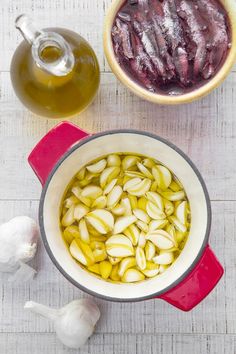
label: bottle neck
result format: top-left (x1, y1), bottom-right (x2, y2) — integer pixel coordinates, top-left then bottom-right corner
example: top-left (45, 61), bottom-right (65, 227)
top-left (15, 14), bottom-right (75, 77)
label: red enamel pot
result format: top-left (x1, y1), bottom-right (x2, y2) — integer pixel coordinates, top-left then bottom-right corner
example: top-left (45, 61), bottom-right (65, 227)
top-left (28, 122), bottom-right (223, 311)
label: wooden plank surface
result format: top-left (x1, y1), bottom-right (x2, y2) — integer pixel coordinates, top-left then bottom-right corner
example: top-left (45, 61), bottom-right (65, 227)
top-left (1, 333), bottom-right (236, 354)
top-left (0, 0), bottom-right (236, 353)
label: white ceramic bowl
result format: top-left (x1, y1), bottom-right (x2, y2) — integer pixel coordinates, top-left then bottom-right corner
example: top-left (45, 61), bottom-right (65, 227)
top-left (28, 122), bottom-right (223, 311)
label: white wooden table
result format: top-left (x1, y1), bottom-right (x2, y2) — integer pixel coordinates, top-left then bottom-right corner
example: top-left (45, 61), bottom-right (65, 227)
top-left (0, 0), bottom-right (236, 353)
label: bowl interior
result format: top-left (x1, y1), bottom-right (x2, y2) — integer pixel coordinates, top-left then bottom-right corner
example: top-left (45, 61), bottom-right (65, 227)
top-left (103, 0), bottom-right (236, 105)
top-left (40, 131), bottom-right (210, 300)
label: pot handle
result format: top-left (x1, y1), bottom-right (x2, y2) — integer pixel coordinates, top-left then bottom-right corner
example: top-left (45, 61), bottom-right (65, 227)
top-left (28, 121), bottom-right (90, 185)
top-left (158, 245), bottom-right (224, 311)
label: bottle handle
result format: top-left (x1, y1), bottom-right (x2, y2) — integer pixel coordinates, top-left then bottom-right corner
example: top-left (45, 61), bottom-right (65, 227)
top-left (28, 122), bottom-right (90, 186)
top-left (158, 245), bottom-right (224, 311)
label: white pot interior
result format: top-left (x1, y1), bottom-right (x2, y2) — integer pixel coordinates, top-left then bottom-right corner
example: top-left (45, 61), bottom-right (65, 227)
top-left (41, 132), bottom-right (209, 300)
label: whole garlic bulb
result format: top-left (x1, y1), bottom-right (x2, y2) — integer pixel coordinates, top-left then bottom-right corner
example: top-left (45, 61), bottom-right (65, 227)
top-left (24, 299), bottom-right (101, 349)
top-left (0, 216), bottom-right (39, 279)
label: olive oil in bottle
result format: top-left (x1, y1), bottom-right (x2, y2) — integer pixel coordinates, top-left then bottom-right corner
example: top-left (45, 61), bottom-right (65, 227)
top-left (11, 15), bottom-right (100, 118)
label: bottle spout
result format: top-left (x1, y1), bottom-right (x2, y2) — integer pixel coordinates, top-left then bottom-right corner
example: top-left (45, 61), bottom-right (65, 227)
top-left (15, 14), bottom-right (75, 77)
top-left (15, 14), bottom-right (43, 45)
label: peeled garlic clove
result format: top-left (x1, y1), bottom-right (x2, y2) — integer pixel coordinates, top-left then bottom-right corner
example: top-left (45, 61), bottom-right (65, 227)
top-left (107, 186), bottom-right (123, 208)
top-left (90, 241), bottom-right (105, 250)
top-left (146, 230), bottom-right (175, 250)
top-left (92, 196), bottom-right (107, 209)
top-left (176, 231), bottom-right (186, 243)
top-left (88, 263), bottom-right (100, 275)
top-left (86, 209), bottom-right (114, 234)
top-left (128, 195), bottom-right (138, 209)
top-left (152, 165), bottom-right (172, 190)
top-left (175, 201), bottom-right (188, 225)
top-left (136, 247), bottom-right (146, 270)
top-left (137, 162), bottom-right (154, 179)
top-left (136, 220), bottom-right (149, 233)
top-left (120, 198), bottom-right (132, 216)
top-left (99, 261), bottom-right (112, 279)
top-left (111, 204), bottom-right (126, 216)
top-left (122, 156), bottom-right (140, 170)
top-left (164, 199), bottom-right (174, 216)
top-left (146, 201), bottom-right (166, 220)
top-left (150, 181), bottom-right (158, 192)
top-left (137, 197), bottom-right (147, 211)
top-left (165, 224), bottom-right (176, 240)
top-left (105, 234), bottom-right (134, 257)
top-left (145, 241), bottom-right (156, 261)
top-left (133, 209), bottom-right (150, 224)
top-left (64, 226), bottom-right (80, 244)
top-left (146, 192), bottom-right (164, 211)
top-left (122, 268), bottom-right (145, 282)
top-left (118, 257), bottom-right (136, 277)
top-left (124, 224), bottom-right (140, 246)
top-left (78, 179), bottom-right (90, 188)
top-left (169, 180), bottom-right (181, 192)
top-left (107, 154), bottom-right (121, 167)
top-left (142, 268), bottom-right (160, 278)
top-left (110, 264), bottom-right (120, 281)
top-left (100, 167), bottom-right (120, 188)
top-left (78, 219), bottom-right (90, 244)
top-left (114, 215), bottom-right (137, 234)
top-left (123, 178), bottom-right (142, 192)
top-left (74, 204), bottom-right (90, 221)
top-left (86, 172), bottom-right (99, 182)
top-left (168, 216), bottom-right (187, 233)
top-left (77, 240), bottom-right (95, 265)
top-left (153, 252), bottom-right (174, 265)
top-left (149, 219), bottom-right (168, 232)
top-left (71, 185), bottom-right (82, 198)
top-left (93, 248), bottom-right (107, 262)
top-left (125, 171), bottom-right (145, 178)
top-left (138, 231), bottom-right (146, 248)
top-left (103, 179), bottom-right (118, 195)
top-left (70, 240), bottom-right (88, 266)
top-left (86, 223), bottom-right (102, 237)
top-left (86, 159), bottom-right (107, 174)
top-left (78, 195), bottom-right (92, 207)
top-left (108, 256), bottom-right (121, 265)
top-left (161, 190), bottom-right (185, 201)
top-left (159, 264), bottom-right (168, 274)
top-left (76, 167), bottom-right (86, 181)
top-left (127, 178), bottom-right (151, 197)
top-left (142, 158), bottom-right (156, 169)
top-left (62, 205), bottom-right (75, 226)
top-left (81, 185), bottom-right (103, 199)
top-left (64, 196), bottom-right (79, 208)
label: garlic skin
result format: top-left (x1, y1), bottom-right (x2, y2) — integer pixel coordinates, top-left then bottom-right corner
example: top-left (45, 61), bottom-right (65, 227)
top-left (0, 216), bottom-right (39, 275)
top-left (24, 299), bottom-right (100, 349)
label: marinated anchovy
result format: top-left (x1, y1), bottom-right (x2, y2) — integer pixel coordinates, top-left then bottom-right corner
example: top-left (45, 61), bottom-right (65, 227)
top-left (130, 34), bottom-right (157, 91)
top-left (116, 19), bottom-right (134, 59)
top-left (162, 0), bottom-right (185, 52)
top-left (162, 0), bottom-right (189, 84)
top-left (152, 16), bottom-right (175, 77)
top-left (173, 47), bottom-right (188, 85)
top-left (133, 19), bottom-right (167, 78)
top-left (198, 0), bottom-right (228, 71)
top-left (133, 1), bottom-right (167, 78)
top-left (178, 0), bottom-right (207, 76)
top-left (118, 12), bottom-right (131, 22)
